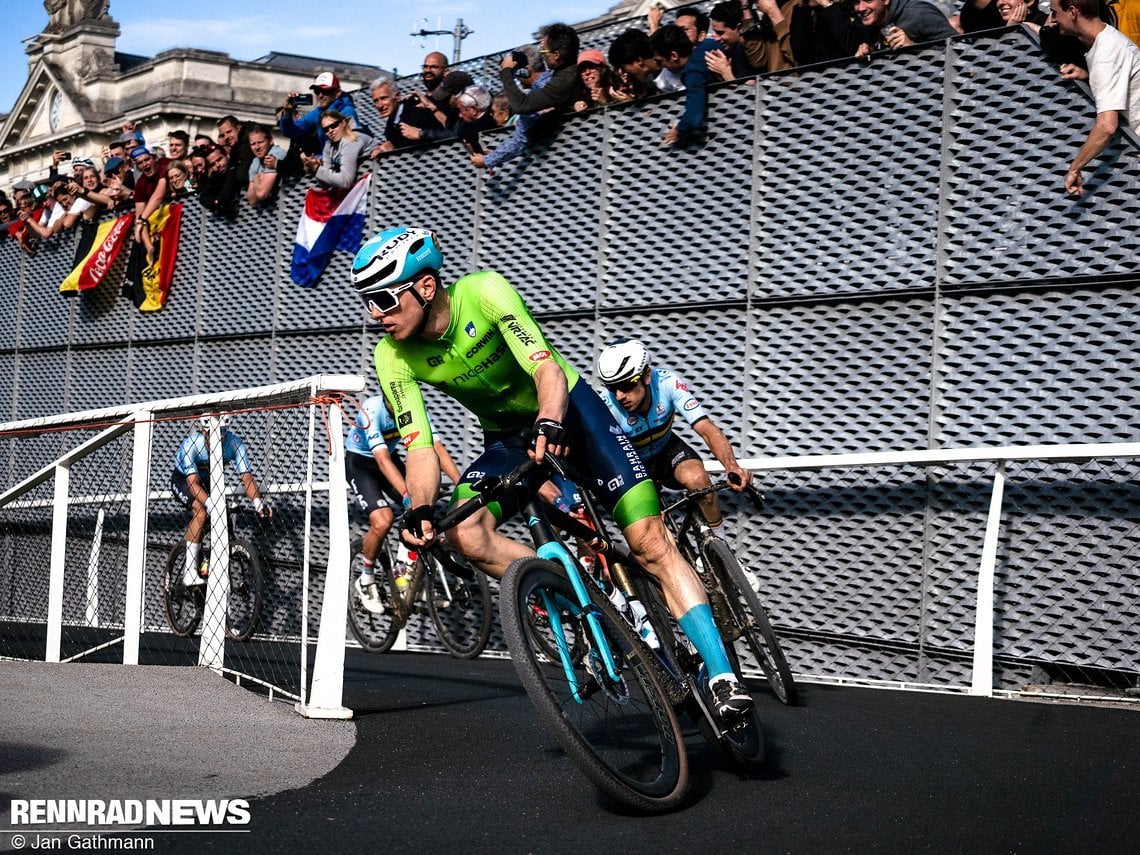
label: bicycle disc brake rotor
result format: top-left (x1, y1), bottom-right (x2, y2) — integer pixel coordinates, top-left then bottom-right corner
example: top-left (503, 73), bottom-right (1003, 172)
top-left (584, 638), bottom-right (632, 705)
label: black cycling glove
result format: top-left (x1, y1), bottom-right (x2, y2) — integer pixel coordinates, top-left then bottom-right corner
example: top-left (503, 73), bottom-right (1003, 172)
top-left (530, 418), bottom-right (568, 449)
top-left (406, 505), bottom-right (436, 538)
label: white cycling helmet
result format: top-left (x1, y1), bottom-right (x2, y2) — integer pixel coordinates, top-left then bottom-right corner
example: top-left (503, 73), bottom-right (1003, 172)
top-left (351, 227), bottom-right (443, 295)
top-left (197, 414), bottom-right (232, 430)
top-left (596, 338), bottom-right (650, 386)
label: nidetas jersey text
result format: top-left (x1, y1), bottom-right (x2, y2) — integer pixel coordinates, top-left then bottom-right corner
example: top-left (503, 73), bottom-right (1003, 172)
top-left (373, 270), bottom-right (581, 449)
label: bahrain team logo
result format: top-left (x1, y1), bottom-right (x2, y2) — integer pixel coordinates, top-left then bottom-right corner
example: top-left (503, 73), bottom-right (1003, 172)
top-left (528, 351), bottom-right (550, 362)
top-left (465, 322), bottom-right (477, 338)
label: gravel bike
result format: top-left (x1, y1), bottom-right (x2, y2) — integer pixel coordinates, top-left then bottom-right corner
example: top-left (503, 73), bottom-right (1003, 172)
top-left (163, 498), bottom-right (264, 642)
top-left (347, 527), bottom-right (493, 659)
top-left (434, 456), bottom-right (767, 813)
top-left (653, 476), bottom-right (798, 706)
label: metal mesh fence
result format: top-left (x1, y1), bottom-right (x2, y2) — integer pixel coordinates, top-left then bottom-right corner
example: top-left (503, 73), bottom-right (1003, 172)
top-left (0, 30), bottom-right (1138, 701)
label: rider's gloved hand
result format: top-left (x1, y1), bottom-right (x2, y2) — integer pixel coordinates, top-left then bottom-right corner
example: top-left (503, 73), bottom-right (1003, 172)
top-left (254, 497), bottom-right (273, 519)
top-left (530, 418), bottom-right (569, 461)
top-left (404, 504), bottom-right (436, 545)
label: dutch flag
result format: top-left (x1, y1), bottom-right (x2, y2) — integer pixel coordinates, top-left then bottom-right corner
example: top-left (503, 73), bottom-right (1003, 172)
top-left (290, 173), bottom-right (371, 287)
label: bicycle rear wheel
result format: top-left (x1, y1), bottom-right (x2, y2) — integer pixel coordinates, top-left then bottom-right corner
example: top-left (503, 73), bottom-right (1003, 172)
top-left (704, 538), bottom-right (798, 706)
top-left (346, 537), bottom-right (400, 653)
top-left (163, 543), bottom-right (204, 638)
top-left (500, 557), bottom-right (689, 814)
top-left (224, 540), bottom-right (264, 642)
top-left (426, 549), bottom-right (493, 659)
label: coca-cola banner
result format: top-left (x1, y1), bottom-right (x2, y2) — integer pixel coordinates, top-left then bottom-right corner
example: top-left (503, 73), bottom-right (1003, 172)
top-left (59, 212), bottom-right (135, 295)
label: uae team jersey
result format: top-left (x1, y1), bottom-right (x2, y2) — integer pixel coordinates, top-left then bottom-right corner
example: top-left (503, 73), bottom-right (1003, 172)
top-left (602, 367), bottom-right (709, 461)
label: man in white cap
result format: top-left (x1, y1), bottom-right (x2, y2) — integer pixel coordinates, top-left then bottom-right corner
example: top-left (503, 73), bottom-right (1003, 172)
top-left (277, 70), bottom-right (359, 154)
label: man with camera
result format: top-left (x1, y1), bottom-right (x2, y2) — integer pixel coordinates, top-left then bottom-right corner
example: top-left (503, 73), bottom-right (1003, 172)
top-left (471, 24), bottom-right (581, 172)
top-left (367, 74), bottom-right (439, 156)
top-left (277, 71), bottom-right (359, 156)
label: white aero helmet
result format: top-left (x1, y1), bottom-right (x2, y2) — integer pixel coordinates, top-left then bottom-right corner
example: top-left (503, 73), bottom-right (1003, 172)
top-left (596, 338), bottom-right (650, 386)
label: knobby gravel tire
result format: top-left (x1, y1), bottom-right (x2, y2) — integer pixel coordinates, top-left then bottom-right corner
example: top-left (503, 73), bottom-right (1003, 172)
top-left (427, 550), bottom-right (493, 659)
top-left (704, 538), bottom-right (798, 706)
top-left (500, 557), bottom-right (689, 814)
top-left (346, 537), bottom-right (400, 653)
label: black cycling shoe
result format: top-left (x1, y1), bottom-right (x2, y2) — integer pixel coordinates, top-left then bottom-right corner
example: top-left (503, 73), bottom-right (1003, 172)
top-left (710, 676), bottom-right (754, 721)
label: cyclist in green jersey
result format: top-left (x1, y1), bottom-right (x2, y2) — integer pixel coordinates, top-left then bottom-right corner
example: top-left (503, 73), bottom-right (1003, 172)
top-left (351, 226), bottom-right (752, 720)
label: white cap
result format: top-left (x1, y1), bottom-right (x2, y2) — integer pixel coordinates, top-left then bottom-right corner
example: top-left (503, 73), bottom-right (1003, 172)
top-left (310, 71), bottom-right (341, 91)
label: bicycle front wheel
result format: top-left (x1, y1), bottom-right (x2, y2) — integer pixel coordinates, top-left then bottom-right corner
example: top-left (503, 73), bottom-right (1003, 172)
top-left (500, 557), bottom-right (689, 814)
top-left (426, 549), bottom-right (493, 659)
top-left (224, 539), bottom-right (264, 642)
top-left (704, 539), bottom-right (798, 706)
top-left (163, 542), bottom-right (203, 638)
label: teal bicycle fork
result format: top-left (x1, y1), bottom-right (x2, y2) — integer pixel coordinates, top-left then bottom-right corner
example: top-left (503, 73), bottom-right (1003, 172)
top-left (523, 499), bottom-right (622, 701)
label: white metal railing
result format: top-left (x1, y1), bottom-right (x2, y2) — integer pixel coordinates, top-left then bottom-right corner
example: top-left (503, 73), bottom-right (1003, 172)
top-left (731, 441), bottom-right (1140, 699)
top-left (0, 374), bottom-right (365, 719)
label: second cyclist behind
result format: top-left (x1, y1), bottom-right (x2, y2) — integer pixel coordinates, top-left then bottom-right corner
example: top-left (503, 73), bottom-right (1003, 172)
top-left (347, 392), bottom-right (461, 613)
top-left (596, 336), bottom-right (753, 537)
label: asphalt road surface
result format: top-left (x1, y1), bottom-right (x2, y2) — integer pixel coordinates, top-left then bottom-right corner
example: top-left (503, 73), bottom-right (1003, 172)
top-left (2, 652), bottom-right (1138, 854)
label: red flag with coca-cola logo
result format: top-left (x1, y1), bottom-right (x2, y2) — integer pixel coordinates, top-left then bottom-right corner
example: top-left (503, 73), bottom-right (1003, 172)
top-left (59, 212), bottom-right (134, 294)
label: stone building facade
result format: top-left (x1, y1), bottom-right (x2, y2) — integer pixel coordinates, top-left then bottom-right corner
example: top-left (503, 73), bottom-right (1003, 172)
top-left (0, 1), bottom-right (382, 187)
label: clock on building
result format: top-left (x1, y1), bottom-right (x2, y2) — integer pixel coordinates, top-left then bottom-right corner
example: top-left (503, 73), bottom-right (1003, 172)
top-left (49, 90), bottom-right (62, 132)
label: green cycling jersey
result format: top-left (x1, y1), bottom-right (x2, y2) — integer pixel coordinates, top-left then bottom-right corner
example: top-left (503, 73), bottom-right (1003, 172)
top-left (374, 270), bottom-right (580, 449)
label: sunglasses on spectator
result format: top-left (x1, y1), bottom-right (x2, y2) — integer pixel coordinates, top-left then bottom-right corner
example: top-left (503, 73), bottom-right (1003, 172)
top-left (320, 120), bottom-right (344, 131)
top-left (604, 373), bottom-right (645, 393)
top-left (364, 281), bottom-right (417, 314)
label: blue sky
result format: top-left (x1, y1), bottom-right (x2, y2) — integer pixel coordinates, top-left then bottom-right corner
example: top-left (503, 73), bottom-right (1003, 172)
top-left (1, 0), bottom-right (617, 116)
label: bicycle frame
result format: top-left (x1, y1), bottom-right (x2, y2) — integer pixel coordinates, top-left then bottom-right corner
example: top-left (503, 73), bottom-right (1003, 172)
top-left (436, 457), bottom-right (631, 700)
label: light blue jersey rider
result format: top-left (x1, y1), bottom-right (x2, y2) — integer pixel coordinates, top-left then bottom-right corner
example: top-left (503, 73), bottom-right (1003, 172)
top-left (173, 429), bottom-right (254, 477)
top-left (600, 366), bottom-right (708, 462)
top-left (345, 394), bottom-right (402, 458)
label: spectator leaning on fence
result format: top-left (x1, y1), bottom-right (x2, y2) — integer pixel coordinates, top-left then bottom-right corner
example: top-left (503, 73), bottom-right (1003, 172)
top-left (609, 28), bottom-right (662, 99)
top-left (217, 115), bottom-right (254, 189)
top-left (854, 0), bottom-right (958, 53)
top-left (131, 145), bottom-right (169, 248)
top-left (652, 24), bottom-right (725, 144)
top-left (302, 110), bottom-right (373, 189)
top-left (454, 85), bottom-right (498, 153)
top-left (573, 49), bottom-right (629, 110)
top-left (789, 0), bottom-right (866, 63)
top-left (198, 145), bottom-right (243, 220)
top-left (472, 47), bottom-right (546, 170)
top-left (368, 74), bottom-right (438, 156)
top-left (1052, 0), bottom-right (1140, 195)
top-left (246, 124), bottom-right (288, 207)
top-left (958, 0), bottom-right (1047, 32)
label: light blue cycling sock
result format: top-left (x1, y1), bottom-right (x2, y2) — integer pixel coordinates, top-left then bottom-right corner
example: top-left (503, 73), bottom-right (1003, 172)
top-left (677, 603), bottom-right (734, 681)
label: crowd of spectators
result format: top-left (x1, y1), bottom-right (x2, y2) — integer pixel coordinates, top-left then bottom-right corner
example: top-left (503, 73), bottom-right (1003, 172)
top-left (3, 0), bottom-right (1135, 256)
